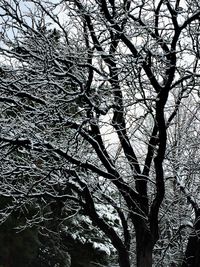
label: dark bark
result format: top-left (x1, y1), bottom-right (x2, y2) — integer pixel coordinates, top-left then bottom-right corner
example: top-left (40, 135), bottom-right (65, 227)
top-left (137, 244), bottom-right (153, 267)
top-left (182, 235), bottom-right (200, 267)
top-left (182, 212), bottom-right (200, 267)
top-left (135, 226), bottom-right (153, 267)
top-left (118, 249), bottom-right (131, 267)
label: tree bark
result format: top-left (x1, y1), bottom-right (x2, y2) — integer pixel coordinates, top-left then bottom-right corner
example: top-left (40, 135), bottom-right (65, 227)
top-left (118, 249), bottom-right (131, 267)
top-left (181, 232), bottom-right (200, 267)
top-left (136, 237), bottom-right (153, 267)
top-left (135, 222), bottom-right (153, 267)
top-left (182, 212), bottom-right (200, 267)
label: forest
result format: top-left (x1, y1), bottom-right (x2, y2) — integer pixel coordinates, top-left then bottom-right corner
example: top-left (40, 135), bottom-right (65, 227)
top-left (0, 0), bottom-right (200, 266)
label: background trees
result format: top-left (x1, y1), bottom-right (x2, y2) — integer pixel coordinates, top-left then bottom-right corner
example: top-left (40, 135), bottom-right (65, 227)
top-left (1, 0), bottom-right (200, 266)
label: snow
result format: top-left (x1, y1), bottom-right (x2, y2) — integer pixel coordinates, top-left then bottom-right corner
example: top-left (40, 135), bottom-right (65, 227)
top-left (93, 242), bottom-right (111, 256)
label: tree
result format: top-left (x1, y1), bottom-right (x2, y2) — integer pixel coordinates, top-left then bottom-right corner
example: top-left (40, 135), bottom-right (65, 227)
top-left (1, 1), bottom-right (200, 266)
top-left (0, 3), bottom-right (110, 267)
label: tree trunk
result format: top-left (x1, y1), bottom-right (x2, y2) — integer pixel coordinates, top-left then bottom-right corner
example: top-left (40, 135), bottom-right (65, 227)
top-left (136, 241), bottom-right (153, 267)
top-left (181, 232), bottom-right (200, 267)
top-left (118, 249), bottom-right (131, 267)
top-left (182, 212), bottom-right (200, 267)
top-left (136, 226), bottom-right (153, 267)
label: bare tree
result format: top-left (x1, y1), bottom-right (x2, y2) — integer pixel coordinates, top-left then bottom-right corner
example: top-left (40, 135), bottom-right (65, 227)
top-left (1, 1), bottom-right (200, 266)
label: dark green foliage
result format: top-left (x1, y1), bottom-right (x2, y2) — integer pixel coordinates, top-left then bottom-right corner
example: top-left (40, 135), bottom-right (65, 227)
top-left (32, 230), bottom-right (71, 267)
top-left (0, 218), bottom-right (39, 267)
top-left (61, 233), bottom-right (109, 267)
